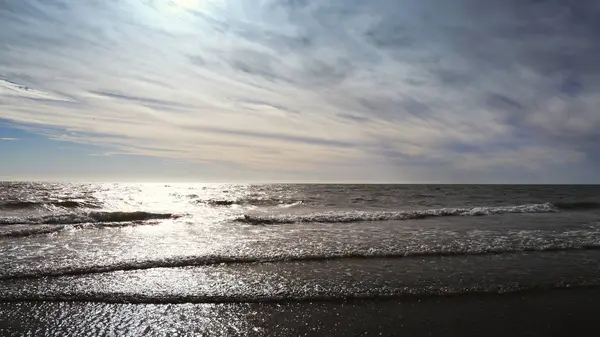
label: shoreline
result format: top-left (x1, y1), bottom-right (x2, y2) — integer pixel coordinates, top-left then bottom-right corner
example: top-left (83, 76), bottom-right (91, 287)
top-left (1, 287), bottom-right (598, 336)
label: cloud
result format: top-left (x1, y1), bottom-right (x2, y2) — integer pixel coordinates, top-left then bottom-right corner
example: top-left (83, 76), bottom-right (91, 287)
top-left (1, 138), bottom-right (17, 141)
top-left (0, 0), bottom-right (599, 181)
top-left (0, 78), bottom-right (73, 102)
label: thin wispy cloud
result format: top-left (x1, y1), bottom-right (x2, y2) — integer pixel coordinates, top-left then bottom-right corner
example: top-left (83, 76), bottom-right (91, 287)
top-left (0, 0), bottom-right (598, 182)
top-left (0, 79), bottom-right (73, 102)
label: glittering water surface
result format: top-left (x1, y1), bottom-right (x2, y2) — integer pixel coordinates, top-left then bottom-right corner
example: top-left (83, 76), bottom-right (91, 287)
top-left (1, 183), bottom-right (600, 305)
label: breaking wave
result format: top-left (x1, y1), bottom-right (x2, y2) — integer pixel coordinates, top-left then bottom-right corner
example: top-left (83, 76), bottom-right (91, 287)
top-left (0, 211), bottom-right (180, 226)
top-left (0, 225), bottom-right (74, 238)
top-left (237, 203), bottom-right (557, 224)
top-left (0, 221), bottom-right (162, 239)
top-left (2, 243), bottom-right (600, 281)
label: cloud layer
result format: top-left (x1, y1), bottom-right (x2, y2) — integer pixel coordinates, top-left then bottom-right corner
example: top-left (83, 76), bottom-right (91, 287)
top-left (1, 0), bottom-right (599, 182)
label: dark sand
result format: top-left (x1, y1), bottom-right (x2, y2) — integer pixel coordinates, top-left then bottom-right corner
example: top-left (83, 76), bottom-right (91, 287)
top-left (1, 288), bottom-right (598, 336)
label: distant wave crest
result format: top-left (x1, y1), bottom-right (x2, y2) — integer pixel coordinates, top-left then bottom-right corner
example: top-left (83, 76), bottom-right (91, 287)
top-left (200, 198), bottom-right (303, 207)
top-left (0, 200), bottom-right (101, 210)
top-left (237, 203), bottom-right (557, 224)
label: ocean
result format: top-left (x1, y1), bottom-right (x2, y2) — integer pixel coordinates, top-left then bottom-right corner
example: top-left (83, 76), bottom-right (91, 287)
top-left (1, 182), bottom-right (600, 336)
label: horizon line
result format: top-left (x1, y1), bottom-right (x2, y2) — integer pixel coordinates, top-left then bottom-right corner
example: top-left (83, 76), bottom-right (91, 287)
top-left (0, 179), bottom-right (598, 186)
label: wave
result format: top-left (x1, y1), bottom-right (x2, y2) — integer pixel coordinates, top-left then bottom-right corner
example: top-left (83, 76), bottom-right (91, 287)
top-left (2, 243), bottom-right (600, 281)
top-left (0, 225), bottom-right (72, 238)
top-left (0, 200), bottom-right (101, 210)
top-left (237, 203), bottom-right (557, 224)
top-left (201, 198), bottom-right (303, 207)
top-left (0, 283), bottom-right (597, 304)
top-left (553, 201), bottom-right (600, 210)
top-left (0, 220), bottom-right (165, 239)
top-left (0, 211), bottom-right (179, 226)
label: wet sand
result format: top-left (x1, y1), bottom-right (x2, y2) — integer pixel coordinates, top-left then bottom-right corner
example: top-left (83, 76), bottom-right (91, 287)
top-left (1, 287), bottom-right (598, 336)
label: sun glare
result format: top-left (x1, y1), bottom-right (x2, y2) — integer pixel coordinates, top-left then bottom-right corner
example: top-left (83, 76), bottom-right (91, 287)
top-left (169, 0), bottom-right (202, 11)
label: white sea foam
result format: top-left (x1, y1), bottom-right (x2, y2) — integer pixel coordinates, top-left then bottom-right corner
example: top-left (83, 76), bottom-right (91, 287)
top-left (238, 203), bottom-right (557, 224)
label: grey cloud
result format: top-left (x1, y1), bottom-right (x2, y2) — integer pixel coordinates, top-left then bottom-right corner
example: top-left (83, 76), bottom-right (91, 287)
top-left (364, 18), bottom-right (415, 49)
top-left (187, 54), bottom-right (205, 67)
top-left (178, 124), bottom-right (357, 148)
top-left (486, 94), bottom-right (525, 113)
top-left (240, 99), bottom-right (300, 115)
top-left (0, 1), bottom-right (61, 24)
top-left (227, 48), bottom-right (296, 85)
top-left (453, 0), bottom-right (600, 75)
top-left (90, 91), bottom-right (194, 110)
top-left (357, 97), bottom-right (432, 120)
top-left (232, 56), bottom-right (278, 81)
top-left (302, 57), bottom-right (353, 86)
top-left (337, 114), bottom-right (370, 123)
top-left (233, 27), bottom-right (313, 53)
top-left (425, 1), bottom-right (600, 150)
top-left (432, 68), bottom-right (474, 86)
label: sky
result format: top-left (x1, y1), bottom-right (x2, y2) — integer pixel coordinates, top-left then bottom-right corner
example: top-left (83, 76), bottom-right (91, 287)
top-left (0, 0), bottom-right (599, 183)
